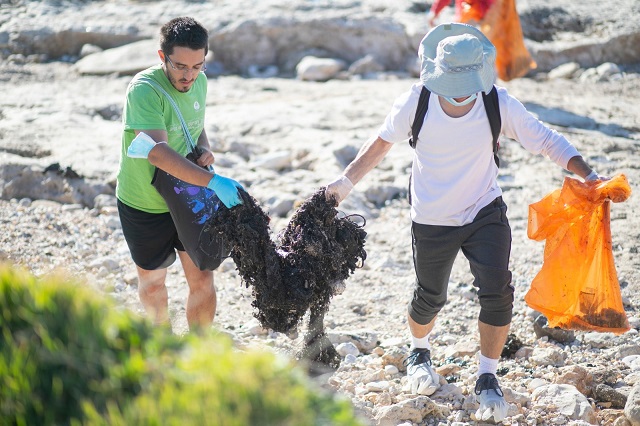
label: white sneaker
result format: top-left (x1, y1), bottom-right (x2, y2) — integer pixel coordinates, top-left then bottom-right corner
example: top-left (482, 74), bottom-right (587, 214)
top-left (404, 348), bottom-right (440, 396)
top-left (474, 373), bottom-right (508, 423)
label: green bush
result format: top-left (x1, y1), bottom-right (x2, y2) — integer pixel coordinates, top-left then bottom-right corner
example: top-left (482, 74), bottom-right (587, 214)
top-left (0, 264), bottom-right (361, 426)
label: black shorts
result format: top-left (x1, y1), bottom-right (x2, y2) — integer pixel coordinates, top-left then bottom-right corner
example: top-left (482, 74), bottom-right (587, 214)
top-left (117, 200), bottom-right (185, 270)
top-left (409, 196), bottom-right (514, 327)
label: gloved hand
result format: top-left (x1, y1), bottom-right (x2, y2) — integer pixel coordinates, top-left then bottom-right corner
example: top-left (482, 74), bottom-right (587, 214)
top-left (127, 132), bottom-right (165, 159)
top-left (585, 170), bottom-right (610, 181)
top-left (207, 174), bottom-right (244, 208)
top-left (325, 175), bottom-right (353, 205)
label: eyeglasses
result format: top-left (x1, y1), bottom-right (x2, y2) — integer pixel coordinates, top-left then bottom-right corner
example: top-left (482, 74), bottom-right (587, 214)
top-left (164, 53), bottom-right (207, 74)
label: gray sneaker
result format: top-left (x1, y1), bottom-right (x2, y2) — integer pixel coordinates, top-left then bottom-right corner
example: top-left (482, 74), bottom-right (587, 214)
top-left (474, 373), bottom-right (508, 422)
top-left (404, 348), bottom-right (440, 396)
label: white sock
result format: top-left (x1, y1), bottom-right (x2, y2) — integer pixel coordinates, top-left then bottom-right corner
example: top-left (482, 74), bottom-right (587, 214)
top-left (411, 333), bottom-right (431, 350)
top-left (478, 353), bottom-right (499, 376)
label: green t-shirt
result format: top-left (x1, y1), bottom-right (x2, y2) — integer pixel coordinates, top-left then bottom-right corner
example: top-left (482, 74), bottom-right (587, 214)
top-left (116, 66), bottom-right (207, 213)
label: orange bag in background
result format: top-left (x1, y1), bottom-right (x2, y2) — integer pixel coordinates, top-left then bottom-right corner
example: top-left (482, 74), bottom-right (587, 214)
top-left (478, 0), bottom-right (536, 81)
top-left (458, 0), bottom-right (495, 23)
top-left (525, 174), bottom-right (632, 334)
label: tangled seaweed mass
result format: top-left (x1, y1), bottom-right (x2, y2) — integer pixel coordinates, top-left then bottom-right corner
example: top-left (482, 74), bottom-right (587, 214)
top-left (203, 188), bottom-right (367, 367)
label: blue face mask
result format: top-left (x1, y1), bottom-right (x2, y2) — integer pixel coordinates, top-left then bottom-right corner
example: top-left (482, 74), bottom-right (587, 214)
top-left (444, 93), bottom-right (478, 106)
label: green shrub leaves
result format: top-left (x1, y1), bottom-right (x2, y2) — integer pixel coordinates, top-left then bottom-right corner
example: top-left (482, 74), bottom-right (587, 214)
top-left (0, 265), bottom-right (361, 425)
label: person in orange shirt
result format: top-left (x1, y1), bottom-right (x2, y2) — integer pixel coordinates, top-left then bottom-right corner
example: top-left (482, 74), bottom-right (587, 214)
top-left (428, 0), bottom-right (494, 25)
top-left (427, 0), bottom-right (536, 81)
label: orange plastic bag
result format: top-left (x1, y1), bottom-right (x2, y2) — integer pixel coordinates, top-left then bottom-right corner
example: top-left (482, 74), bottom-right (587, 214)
top-left (458, 0), bottom-right (495, 23)
top-left (524, 174), bottom-right (632, 334)
top-left (476, 0), bottom-right (536, 81)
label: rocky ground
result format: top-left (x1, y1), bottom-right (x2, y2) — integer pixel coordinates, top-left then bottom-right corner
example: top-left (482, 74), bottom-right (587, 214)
top-left (2, 1), bottom-right (640, 425)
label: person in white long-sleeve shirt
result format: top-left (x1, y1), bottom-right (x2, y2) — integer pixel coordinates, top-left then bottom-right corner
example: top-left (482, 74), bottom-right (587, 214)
top-left (382, 82), bottom-right (581, 227)
top-left (325, 23), bottom-right (606, 423)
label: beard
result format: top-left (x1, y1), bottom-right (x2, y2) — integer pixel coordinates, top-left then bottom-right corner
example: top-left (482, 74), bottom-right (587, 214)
top-left (165, 69), bottom-right (192, 93)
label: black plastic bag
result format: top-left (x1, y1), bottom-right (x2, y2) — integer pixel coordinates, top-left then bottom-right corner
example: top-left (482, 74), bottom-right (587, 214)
top-left (151, 150), bottom-right (228, 271)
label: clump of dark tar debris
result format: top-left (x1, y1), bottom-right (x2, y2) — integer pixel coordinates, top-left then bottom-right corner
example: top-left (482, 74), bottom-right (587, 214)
top-left (204, 188), bottom-right (367, 368)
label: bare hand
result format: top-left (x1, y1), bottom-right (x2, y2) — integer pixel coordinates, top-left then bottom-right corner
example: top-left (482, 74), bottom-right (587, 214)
top-left (196, 146), bottom-right (215, 168)
top-left (426, 11), bottom-right (437, 28)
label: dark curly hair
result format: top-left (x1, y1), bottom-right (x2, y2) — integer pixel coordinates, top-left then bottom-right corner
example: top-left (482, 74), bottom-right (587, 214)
top-left (160, 17), bottom-right (209, 55)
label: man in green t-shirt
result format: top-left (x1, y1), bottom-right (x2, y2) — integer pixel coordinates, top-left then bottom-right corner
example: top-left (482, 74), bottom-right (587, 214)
top-left (116, 16), bottom-right (243, 331)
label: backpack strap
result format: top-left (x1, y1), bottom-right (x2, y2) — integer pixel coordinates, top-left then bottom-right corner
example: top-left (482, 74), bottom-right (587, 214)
top-left (481, 86), bottom-right (502, 167)
top-left (409, 86), bottom-right (431, 149)
top-left (409, 85), bottom-right (502, 167)
top-left (139, 77), bottom-right (197, 153)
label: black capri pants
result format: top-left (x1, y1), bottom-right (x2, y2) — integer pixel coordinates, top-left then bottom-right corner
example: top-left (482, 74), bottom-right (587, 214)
top-left (409, 196), bottom-right (514, 327)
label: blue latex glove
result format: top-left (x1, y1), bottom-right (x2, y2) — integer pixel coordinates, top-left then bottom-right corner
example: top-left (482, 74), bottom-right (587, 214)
top-left (207, 174), bottom-right (244, 208)
top-left (127, 132), bottom-right (165, 159)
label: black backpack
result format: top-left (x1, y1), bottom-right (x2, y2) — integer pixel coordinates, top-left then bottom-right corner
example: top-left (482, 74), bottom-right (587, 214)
top-left (409, 85), bottom-right (502, 166)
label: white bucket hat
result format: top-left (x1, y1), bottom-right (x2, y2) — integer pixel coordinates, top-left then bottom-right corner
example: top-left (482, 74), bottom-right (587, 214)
top-left (418, 23), bottom-right (496, 98)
